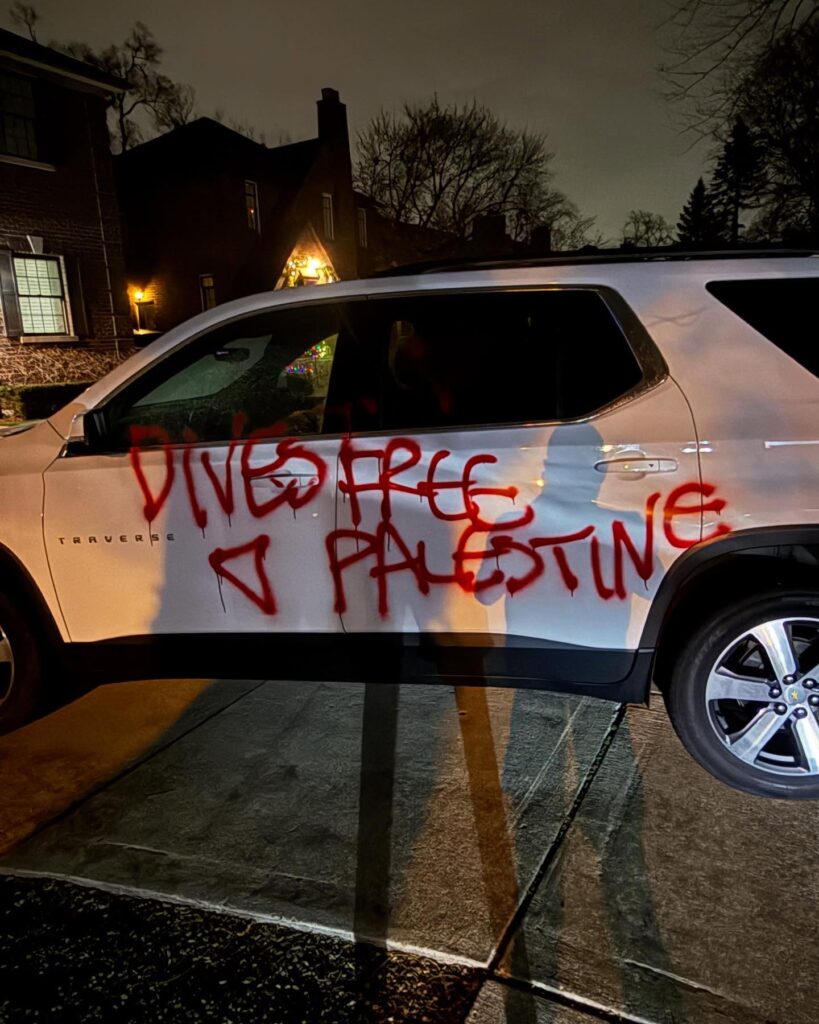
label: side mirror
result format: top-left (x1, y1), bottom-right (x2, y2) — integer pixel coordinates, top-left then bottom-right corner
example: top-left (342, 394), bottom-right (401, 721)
top-left (66, 409), bottom-right (111, 453)
top-left (68, 411), bottom-right (86, 444)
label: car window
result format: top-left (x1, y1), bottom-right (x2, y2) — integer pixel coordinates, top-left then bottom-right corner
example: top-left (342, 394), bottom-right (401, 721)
top-left (132, 335), bottom-right (269, 406)
top-left (344, 290), bottom-right (643, 432)
top-left (106, 304), bottom-right (343, 447)
top-left (706, 278), bottom-right (819, 377)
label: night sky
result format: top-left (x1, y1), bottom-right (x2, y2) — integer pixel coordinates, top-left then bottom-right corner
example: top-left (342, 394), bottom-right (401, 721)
top-left (4, 0), bottom-right (709, 241)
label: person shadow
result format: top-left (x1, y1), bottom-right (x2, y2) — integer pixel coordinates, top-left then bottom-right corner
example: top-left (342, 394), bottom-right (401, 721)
top-left (342, 438), bottom-right (542, 1020)
top-left (349, 421), bottom-right (666, 1021)
top-left (352, 647), bottom-right (541, 1022)
top-left (474, 422), bottom-right (688, 1022)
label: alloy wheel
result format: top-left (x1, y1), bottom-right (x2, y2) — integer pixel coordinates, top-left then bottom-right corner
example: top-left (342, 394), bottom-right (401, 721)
top-left (706, 617), bottom-right (819, 776)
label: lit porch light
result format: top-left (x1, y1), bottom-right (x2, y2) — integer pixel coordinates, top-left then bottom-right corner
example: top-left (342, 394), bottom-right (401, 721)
top-left (280, 252), bottom-right (339, 288)
top-left (302, 257), bottom-right (322, 279)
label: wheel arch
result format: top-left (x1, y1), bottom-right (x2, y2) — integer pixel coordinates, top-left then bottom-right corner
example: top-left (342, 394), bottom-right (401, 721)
top-left (0, 541), bottom-right (65, 652)
top-left (646, 527), bottom-right (819, 694)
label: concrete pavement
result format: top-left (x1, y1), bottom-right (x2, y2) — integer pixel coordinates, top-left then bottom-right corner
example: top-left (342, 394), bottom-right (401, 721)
top-left (0, 676), bottom-right (817, 1022)
top-left (498, 702), bottom-right (819, 1024)
top-left (0, 678), bottom-right (260, 854)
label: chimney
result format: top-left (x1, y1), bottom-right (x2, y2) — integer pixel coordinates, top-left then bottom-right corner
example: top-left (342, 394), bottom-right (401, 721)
top-left (471, 214), bottom-right (509, 247)
top-left (529, 224), bottom-right (552, 253)
top-left (317, 87), bottom-right (349, 152)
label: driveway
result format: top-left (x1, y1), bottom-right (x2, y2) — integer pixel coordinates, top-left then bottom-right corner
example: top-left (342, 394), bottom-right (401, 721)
top-left (0, 676), bottom-right (816, 1022)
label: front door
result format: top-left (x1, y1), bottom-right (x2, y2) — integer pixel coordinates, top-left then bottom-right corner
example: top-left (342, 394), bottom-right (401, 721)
top-left (44, 302), bottom-right (346, 642)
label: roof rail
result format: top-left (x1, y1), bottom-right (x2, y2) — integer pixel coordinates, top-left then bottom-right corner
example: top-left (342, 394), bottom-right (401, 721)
top-left (369, 247), bottom-right (819, 278)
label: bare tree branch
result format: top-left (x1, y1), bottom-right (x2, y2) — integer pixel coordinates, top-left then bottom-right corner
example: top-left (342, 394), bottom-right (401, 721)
top-left (9, 2), bottom-right (38, 41)
top-left (621, 210), bottom-right (676, 247)
top-left (659, 0), bottom-right (816, 135)
top-left (58, 22), bottom-right (197, 151)
top-left (354, 97), bottom-right (595, 248)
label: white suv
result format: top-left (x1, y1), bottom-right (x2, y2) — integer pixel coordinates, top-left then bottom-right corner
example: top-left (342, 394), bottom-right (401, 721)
top-left (0, 253), bottom-right (817, 798)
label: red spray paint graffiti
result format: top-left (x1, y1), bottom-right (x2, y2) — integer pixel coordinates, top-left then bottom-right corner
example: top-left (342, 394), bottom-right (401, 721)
top-left (129, 433), bottom-right (731, 616)
top-left (208, 535), bottom-right (277, 615)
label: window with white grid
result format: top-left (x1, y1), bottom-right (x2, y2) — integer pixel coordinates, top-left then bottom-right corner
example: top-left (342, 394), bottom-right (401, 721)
top-left (13, 255), bottom-right (68, 335)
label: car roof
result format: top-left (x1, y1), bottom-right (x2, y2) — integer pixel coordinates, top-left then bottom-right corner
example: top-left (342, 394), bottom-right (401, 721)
top-left (63, 250), bottom-right (818, 427)
top-left (371, 247), bottom-right (819, 278)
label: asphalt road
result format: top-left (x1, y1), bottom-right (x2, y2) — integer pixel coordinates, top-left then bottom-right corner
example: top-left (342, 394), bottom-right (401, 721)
top-left (1, 676), bottom-right (817, 1023)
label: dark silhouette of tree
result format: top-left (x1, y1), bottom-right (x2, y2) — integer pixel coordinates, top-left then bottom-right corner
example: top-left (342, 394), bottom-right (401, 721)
top-left (355, 97), bottom-right (597, 248)
top-left (732, 21), bottom-right (819, 240)
top-left (9, 2), bottom-right (38, 41)
top-left (661, 0), bottom-right (817, 131)
top-left (151, 83), bottom-right (196, 133)
top-left (710, 117), bottom-right (766, 243)
top-left (677, 178), bottom-right (726, 245)
top-left (621, 210), bottom-right (675, 247)
top-left (61, 23), bottom-right (197, 151)
top-left (552, 214), bottom-right (604, 252)
top-left (661, 2), bottom-right (818, 241)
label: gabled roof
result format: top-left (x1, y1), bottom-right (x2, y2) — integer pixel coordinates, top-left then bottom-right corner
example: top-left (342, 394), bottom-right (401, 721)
top-left (118, 117), bottom-right (263, 164)
top-left (265, 137), bottom-right (320, 181)
top-left (117, 117), bottom-right (320, 187)
top-left (0, 27), bottom-right (127, 93)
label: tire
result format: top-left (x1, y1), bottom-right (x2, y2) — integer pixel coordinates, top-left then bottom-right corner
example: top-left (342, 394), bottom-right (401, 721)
top-left (0, 590), bottom-right (45, 735)
top-left (667, 591), bottom-right (819, 800)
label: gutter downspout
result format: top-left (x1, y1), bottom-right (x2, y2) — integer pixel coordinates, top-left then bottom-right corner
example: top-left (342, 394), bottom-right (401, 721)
top-left (84, 94), bottom-right (120, 358)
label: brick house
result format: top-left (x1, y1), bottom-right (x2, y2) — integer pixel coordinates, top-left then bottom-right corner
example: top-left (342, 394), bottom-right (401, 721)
top-left (353, 190), bottom-right (454, 276)
top-left (0, 28), bottom-right (131, 381)
top-left (116, 88), bottom-right (372, 333)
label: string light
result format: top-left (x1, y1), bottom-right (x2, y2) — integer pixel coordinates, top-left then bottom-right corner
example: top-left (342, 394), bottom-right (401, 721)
top-left (284, 337), bottom-right (335, 376)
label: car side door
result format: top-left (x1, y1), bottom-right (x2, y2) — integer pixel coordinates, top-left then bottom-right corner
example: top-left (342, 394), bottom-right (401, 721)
top-left (43, 300), bottom-right (349, 642)
top-left (328, 286), bottom-right (706, 687)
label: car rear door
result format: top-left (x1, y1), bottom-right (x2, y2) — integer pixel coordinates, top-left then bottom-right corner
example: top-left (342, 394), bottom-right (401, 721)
top-left (329, 286), bottom-right (710, 685)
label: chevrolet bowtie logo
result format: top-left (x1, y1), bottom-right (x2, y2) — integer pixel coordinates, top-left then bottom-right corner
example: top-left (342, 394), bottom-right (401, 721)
top-left (791, 689), bottom-right (800, 702)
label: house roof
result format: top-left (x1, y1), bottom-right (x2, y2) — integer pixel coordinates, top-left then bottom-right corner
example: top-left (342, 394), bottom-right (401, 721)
top-left (117, 117), bottom-right (262, 168)
top-left (265, 137), bottom-right (321, 181)
top-left (117, 117), bottom-right (320, 183)
top-left (0, 27), bottom-right (128, 93)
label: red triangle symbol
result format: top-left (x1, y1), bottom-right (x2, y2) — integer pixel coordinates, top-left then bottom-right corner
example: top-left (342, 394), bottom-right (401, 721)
top-left (208, 535), bottom-right (277, 615)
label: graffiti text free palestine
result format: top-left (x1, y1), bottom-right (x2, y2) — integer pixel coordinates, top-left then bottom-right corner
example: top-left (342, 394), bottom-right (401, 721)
top-left (130, 434), bottom-right (731, 617)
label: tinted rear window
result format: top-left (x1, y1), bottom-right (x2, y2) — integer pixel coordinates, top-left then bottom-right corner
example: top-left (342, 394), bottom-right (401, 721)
top-left (344, 290), bottom-right (644, 432)
top-left (707, 278), bottom-right (819, 377)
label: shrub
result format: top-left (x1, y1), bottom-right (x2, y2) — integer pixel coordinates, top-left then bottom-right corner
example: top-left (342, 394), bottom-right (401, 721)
top-left (0, 344), bottom-right (137, 421)
top-left (0, 346), bottom-right (134, 389)
top-left (0, 382), bottom-right (91, 421)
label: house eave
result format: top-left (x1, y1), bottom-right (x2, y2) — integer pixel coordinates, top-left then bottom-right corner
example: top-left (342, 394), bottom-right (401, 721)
top-left (0, 46), bottom-right (127, 95)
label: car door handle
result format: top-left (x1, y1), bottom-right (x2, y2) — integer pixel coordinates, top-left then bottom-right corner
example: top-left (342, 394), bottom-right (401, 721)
top-left (594, 457), bottom-right (678, 474)
top-left (249, 472), bottom-right (320, 489)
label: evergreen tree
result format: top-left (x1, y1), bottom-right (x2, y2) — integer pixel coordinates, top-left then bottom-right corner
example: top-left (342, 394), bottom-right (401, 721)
top-left (677, 178), bottom-right (725, 246)
top-left (711, 118), bottom-right (766, 244)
